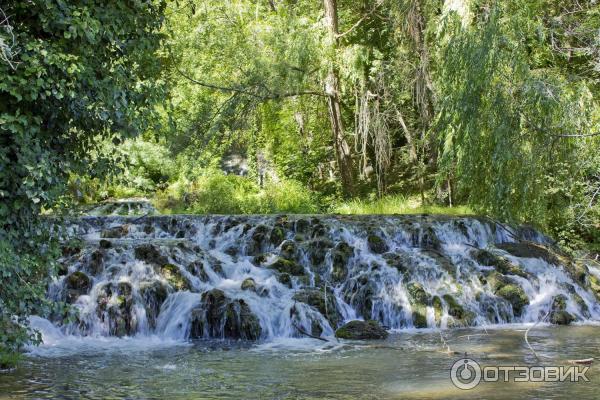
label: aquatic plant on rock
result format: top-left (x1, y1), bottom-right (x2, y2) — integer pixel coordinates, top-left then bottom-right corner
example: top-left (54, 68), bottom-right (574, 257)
top-left (335, 320), bottom-right (388, 340)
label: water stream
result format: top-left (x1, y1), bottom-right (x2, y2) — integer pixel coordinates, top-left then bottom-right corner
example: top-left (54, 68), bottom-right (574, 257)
top-left (4, 203), bottom-right (600, 398)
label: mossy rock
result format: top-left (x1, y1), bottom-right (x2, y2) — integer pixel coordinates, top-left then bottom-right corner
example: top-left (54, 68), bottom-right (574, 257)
top-left (412, 310), bottom-right (428, 328)
top-left (100, 224), bottom-right (129, 239)
top-left (241, 277), bottom-right (256, 291)
top-left (88, 249), bottom-right (104, 275)
top-left (190, 289), bottom-right (262, 340)
top-left (382, 252), bottom-right (410, 274)
top-left (134, 244), bottom-right (169, 266)
top-left (496, 242), bottom-right (560, 265)
top-left (269, 226), bottom-right (285, 246)
top-left (160, 263), bottom-right (190, 291)
top-left (292, 288), bottom-right (339, 327)
top-left (442, 294), bottom-right (476, 326)
top-left (65, 271), bottom-right (91, 303)
top-left (277, 273), bottom-right (292, 288)
top-left (495, 284), bottom-right (529, 316)
top-left (472, 249), bottom-right (527, 277)
top-left (407, 282), bottom-right (431, 306)
top-left (421, 250), bottom-right (456, 278)
top-left (432, 296), bottom-right (443, 323)
top-left (335, 320), bottom-right (388, 340)
top-left (99, 239), bottom-right (112, 249)
top-left (307, 238), bottom-right (334, 266)
top-left (550, 310), bottom-right (575, 325)
top-left (139, 280), bottom-right (169, 329)
top-left (367, 234), bottom-right (388, 254)
top-left (268, 257), bottom-right (305, 276)
top-left (279, 240), bottom-right (297, 260)
top-left (331, 242), bottom-right (354, 282)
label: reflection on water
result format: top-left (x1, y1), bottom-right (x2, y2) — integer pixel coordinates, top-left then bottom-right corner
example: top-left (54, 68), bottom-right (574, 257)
top-left (1, 325), bottom-right (599, 399)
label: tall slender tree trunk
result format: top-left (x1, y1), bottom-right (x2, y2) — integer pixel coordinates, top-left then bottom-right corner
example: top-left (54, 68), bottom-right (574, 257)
top-left (323, 0), bottom-right (355, 197)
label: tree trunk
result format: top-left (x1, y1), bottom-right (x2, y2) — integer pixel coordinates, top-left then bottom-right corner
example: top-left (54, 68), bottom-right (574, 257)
top-left (323, 0), bottom-right (355, 197)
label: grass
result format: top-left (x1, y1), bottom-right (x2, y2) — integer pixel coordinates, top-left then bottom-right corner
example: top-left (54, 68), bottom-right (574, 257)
top-left (0, 349), bottom-right (22, 370)
top-left (331, 194), bottom-right (473, 216)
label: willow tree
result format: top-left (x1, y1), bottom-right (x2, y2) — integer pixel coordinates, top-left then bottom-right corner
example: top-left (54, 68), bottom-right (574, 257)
top-left (435, 1), bottom-right (599, 231)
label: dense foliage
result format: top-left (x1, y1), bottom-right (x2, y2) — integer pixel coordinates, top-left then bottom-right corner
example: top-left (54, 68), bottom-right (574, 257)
top-left (0, 0), bottom-right (165, 360)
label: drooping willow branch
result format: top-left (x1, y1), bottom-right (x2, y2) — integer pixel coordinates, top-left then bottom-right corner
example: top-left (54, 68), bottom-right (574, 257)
top-left (173, 63), bottom-right (327, 101)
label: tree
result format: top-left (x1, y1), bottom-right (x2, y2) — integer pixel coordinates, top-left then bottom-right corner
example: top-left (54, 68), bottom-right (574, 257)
top-left (0, 0), bottom-right (165, 354)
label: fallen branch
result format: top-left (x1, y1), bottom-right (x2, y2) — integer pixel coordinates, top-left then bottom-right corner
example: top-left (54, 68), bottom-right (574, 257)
top-left (292, 321), bottom-right (330, 342)
top-left (524, 310), bottom-right (550, 361)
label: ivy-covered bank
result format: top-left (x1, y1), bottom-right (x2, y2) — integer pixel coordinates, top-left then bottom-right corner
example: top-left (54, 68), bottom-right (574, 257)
top-left (0, 1), bottom-right (165, 364)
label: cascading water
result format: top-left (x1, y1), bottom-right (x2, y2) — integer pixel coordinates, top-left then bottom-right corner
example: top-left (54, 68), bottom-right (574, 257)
top-left (37, 206), bottom-right (600, 343)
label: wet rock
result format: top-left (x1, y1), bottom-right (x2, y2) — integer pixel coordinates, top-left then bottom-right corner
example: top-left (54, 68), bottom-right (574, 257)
top-left (335, 320), bottom-right (388, 340)
top-left (101, 224), bottom-right (129, 239)
top-left (496, 242), bottom-right (560, 265)
top-left (382, 252), bottom-right (410, 274)
top-left (249, 224), bottom-right (271, 255)
top-left (61, 243), bottom-right (82, 258)
top-left (407, 282), bottom-right (431, 305)
top-left (143, 224), bottom-right (155, 235)
top-left (65, 271), bottom-right (91, 303)
top-left (443, 294), bottom-right (475, 326)
top-left (190, 289), bottom-right (261, 340)
top-left (343, 275), bottom-right (376, 320)
top-left (269, 226), bottom-right (285, 246)
top-left (412, 311), bottom-right (428, 328)
top-left (411, 226), bottom-right (440, 250)
top-left (139, 280), bottom-right (169, 329)
top-left (292, 288), bottom-right (340, 327)
top-left (472, 249), bottom-right (527, 278)
top-left (134, 244), bottom-right (169, 266)
top-left (548, 294), bottom-right (575, 325)
top-left (268, 257), bottom-right (305, 276)
top-left (495, 283), bottom-right (529, 316)
top-left (550, 310), bottom-right (575, 325)
top-left (277, 273), bottom-right (292, 288)
top-left (241, 278), bottom-right (256, 291)
top-left (331, 242), bottom-right (353, 282)
top-left (88, 250), bottom-right (104, 275)
top-left (160, 263), bottom-right (191, 291)
top-left (279, 240), bottom-right (297, 260)
top-left (367, 234), bottom-right (388, 254)
top-left (99, 239), bottom-right (112, 249)
top-left (307, 238), bottom-right (334, 266)
top-left (295, 218), bottom-right (310, 234)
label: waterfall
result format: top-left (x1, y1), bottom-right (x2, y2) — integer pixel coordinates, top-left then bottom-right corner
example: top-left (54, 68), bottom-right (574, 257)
top-left (39, 209), bottom-right (600, 342)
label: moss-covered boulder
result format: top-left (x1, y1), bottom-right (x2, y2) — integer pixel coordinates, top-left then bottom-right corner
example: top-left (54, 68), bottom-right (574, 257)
top-left (241, 277), bottom-right (257, 291)
top-left (269, 226), bottom-right (285, 246)
top-left (495, 284), bottom-right (529, 316)
top-left (442, 294), bottom-right (476, 326)
top-left (100, 224), bottom-right (129, 239)
top-left (367, 234), bottom-right (388, 254)
top-left (139, 280), bottom-right (169, 329)
top-left (279, 240), bottom-right (297, 260)
top-left (277, 273), bottom-right (292, 288)
top-left (548, 294), bottom-right (575, 325)
top-left (65, 271), bottom-right (91, 303)
top-left (88, 249), bottom-right (104, 275)
top-left (331, 242), bottom-right (354, 282)
top-left (134, 244), bottom-right (169, 266)
top-left (472, 249), bottom-right (527, 277)
top-left (190, 289), bottom-right (261, 340)
top-left (307, 238), bottom-right (334, 266)
top-left (335, 320), bottom-right (388, 340)
top-left (160, 263), bottom-right (190, 291)
top-left (496, 242), bottom-right (560, 265)
top-left (268, 257), bottom-right (305, 276)
top-left (293, 288), bottom-right (339, 327)
top-left (382, 252), bottom-right (410, 274)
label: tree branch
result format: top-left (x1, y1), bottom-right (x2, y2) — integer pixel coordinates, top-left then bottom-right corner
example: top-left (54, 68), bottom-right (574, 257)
top-left (336, 1), bottom-right (383, 39)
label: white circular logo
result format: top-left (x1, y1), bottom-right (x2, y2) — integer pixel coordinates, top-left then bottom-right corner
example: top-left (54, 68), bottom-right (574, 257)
top-left (450, 358), bottom-right (482, 390)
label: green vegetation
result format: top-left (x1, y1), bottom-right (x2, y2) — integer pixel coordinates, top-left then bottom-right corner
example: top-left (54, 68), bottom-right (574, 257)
top-left (1, 0), bottom-right (598, 358)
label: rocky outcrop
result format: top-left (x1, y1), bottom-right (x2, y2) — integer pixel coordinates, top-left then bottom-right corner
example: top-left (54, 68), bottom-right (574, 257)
top-left (65, 271), bottom-right (91, 303)
top-left (293, 288), bottom-right (340, 328)
top-left (335, 320), bottom-right (388, 340)
top-left (134, 244), bottom-right (169, 266)
top-left (190, 289), bottom-right (261, 340)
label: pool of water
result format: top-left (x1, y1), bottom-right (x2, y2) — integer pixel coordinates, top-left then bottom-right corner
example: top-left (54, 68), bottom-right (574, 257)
top-left (2, 325), bottom-right (599, 399)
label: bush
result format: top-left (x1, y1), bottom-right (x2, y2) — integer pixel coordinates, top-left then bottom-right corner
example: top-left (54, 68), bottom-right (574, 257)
top-left (156, 170), bottom-right (319, 214)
